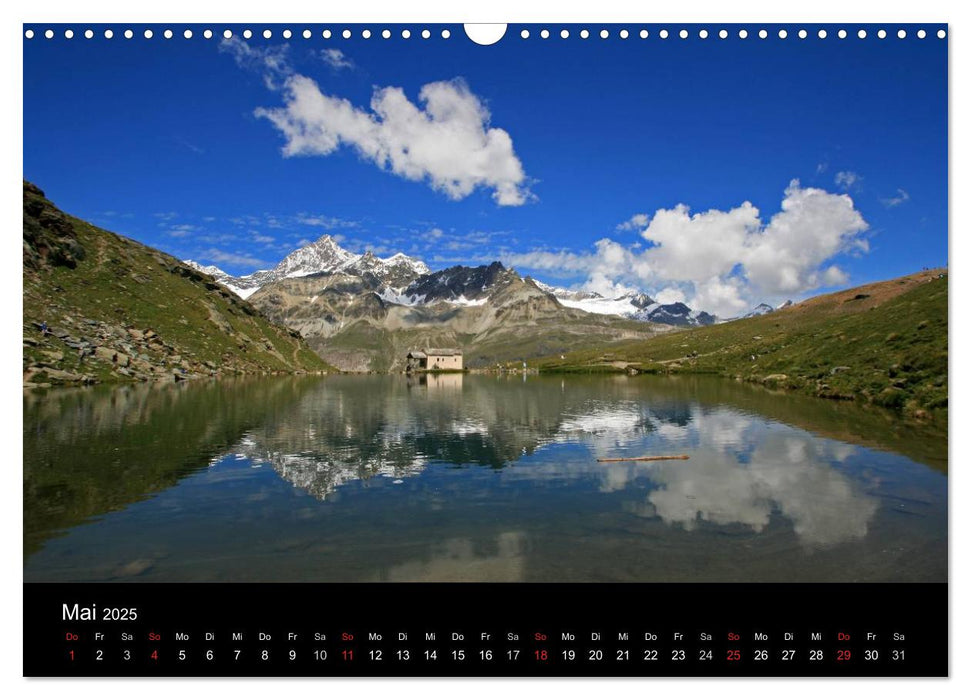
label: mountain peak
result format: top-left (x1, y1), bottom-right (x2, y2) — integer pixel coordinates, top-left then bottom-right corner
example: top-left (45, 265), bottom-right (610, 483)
top-left (742, 302), bottom-right (775, 319)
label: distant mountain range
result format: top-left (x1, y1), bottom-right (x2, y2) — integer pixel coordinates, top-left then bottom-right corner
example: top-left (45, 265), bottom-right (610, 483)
top-left (185, 234), bottom-right (750, 328)
top-left (186, 236), bottom-right (429, 299)
top-left (182, 235), bottom-right (799, 371)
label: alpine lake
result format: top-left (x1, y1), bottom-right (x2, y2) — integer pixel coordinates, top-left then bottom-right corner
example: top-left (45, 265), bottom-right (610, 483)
top-left (24, 373), bottom-right (947, 583)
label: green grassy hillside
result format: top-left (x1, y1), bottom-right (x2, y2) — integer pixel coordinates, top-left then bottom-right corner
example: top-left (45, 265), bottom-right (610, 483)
top-left (23, 180), bottom-right (333, 387)
top-left (536, 270), bottom-right (947, 419)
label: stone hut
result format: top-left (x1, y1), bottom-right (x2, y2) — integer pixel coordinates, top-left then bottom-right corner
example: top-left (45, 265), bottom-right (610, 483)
top-left (406, 348), bottom-right (463, 371)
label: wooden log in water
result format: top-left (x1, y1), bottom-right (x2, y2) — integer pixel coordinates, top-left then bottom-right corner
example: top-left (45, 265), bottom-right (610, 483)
top-left (596, 454), bottom-right (690, 463)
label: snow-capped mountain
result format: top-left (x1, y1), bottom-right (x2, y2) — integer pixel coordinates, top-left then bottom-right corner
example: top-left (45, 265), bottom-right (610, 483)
top-left (186, 235), bottom-right (717, 327)
top-left (534, 281), bottom-right (716, 327)
top-left (274, 233), bottom-right (358, 278)
top-left (185, 234), bottom-right (428, 299)
top-left (386, 261), bottom-right (518, 307)
top-left (743, 303), bottom-right (775, 318)
top-left (343, 251), bottom-right (431, 288)
top-left (731, 300), bottom-right (792, 321)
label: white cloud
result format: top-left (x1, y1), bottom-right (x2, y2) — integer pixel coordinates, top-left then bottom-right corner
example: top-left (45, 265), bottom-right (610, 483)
top-left (834, 170), bottom-right (860, 189)
top-left (219, 36), bottom-right (291, 89)
top-left (200, 248), bottom-right (270, 269)
top-left (654, 287), bottom-right (686, 304)
top-left (321, 48), bottom-right (354, 71)
top-left (254, 74), bottom-right (532, 206)
top-left (617, 213), bottom-right (649, 231)
top-left (881, 188), bottom-right (910, 207)
top-left (220, 38), bottom-right (531, 205)
top-left (507, 181), bottom-right (868, 317)
top-left (166, 224), bottom-right (198, 238)
top-left (296, 213), bottom-right (360, 229)
top-left (687, 277), bottom-right (749, 318)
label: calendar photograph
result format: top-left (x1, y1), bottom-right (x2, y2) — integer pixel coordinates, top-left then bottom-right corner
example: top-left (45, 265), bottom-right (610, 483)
top-left (23, 23), bottom-right (947, 590)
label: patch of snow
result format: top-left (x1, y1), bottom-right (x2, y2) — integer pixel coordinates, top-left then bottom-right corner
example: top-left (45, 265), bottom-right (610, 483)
top-left (228, 284), bottom-right (259, 300)
top-left (447, 295), bottom-right (488, 307)
top-left (558, 296), bottom-right (644, 316)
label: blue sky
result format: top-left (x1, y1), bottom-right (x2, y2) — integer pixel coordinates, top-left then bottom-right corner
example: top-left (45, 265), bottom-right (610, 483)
top-left (24, 24), bottom-right (947, 315)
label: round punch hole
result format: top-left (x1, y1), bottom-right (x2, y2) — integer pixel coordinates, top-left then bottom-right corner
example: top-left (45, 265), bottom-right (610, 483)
top-left (561, 29), bottom-right (569, 39)
top-left (878, 29), bottom-right (887, 39)
top-left (520, 29), bottom-right (529, 39)
top-left (442, 29), bottom-right (451, 39)
top-left (382, 29), bottom-right (391, 39)
top-left (798, 29), bottom-right (807, 39)
top-left (163, 29), bottom-right (173, 39)
top-left (243, 29), bottom-right (252, 39)
top-left (144, 29), bottom-right (153, 39)
top-left (898, 29), bottom-right (906, 39)
top-left (343, 29), bottom-right (352, 39)
top-left (719, 29), bottom-right (727, 39)
top-left (104, 29), bottom-right (114, 39)
top-left (64, 29), bottom-right (74, 39)
top-left (917, 29), bottom-right (926, 39)
top-left (600, 29), bottom-right (609, 39)
top-left (323, 30), bottom-right (332, 39)
top-left (818, 29), bottom-right (827, 39)
top-left (778, 29), bottom-right (788, 39)
top-left (739, 29), bottom-right (748, 39)
top-left (204, 29), bottom-right (213, 39)
top-left (540, 29), bottom-right (549, 39)
top-left (620, 29), bottom-right (629, 39)
top-left (223, 29), bottom-right (232, 39)
top-left (125, 29), bottom-right (133, 39)
top-left (858, 29), bottom-right (867, 39)
top-left (85, 29), bottom-right (94, 39)
top-left (659, 29), bottom-right (668, 39)
top-left (184, 29), bottom-right (193, 39)
top-left (263, 29), bottom-right (272, 39)
top-left (25, 29), bottom-right (34, 39)
top-left (362, 29), bottom-right (372, 39)
top-left (937, 29), bottom-right (946, 39)
top-left (303, 29), bottom-right (311, 39)
top-left (838, 29), bottom-right (847, 39)
top-left (421, 29), bottom-right (431, 39)
top-left (641, 29), bottom-right (649, 39)
top-left (45, 29), bottom-right (53, 39)
top-left (679, 29), bottom-right (688, 39)
top-left (283, 29), bottom-right (292, 39)
top-left (699, 29), bottom-right (708, 39)
top-left (581, 29), bottom-right (589, 39)
top-left (402, 29), bottom-right (410, 38)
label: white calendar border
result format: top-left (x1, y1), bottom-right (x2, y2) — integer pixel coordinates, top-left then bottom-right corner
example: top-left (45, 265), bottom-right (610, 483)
top-left (2, 1), bottom-right (964, 699)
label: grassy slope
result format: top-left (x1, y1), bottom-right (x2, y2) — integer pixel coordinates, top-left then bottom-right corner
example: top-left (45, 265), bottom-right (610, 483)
top-left (23, 182), bottom-right (333, 384)
top-left (536, 270), bottom-right (947, 418)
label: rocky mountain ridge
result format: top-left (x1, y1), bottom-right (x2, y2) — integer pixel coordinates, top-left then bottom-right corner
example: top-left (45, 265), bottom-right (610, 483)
top-left (186, 235), bottom-right (429, 299)
top-left (249, 260), bottom-right (665, 372)
top-left (188, 236), bottom-right (719, 326)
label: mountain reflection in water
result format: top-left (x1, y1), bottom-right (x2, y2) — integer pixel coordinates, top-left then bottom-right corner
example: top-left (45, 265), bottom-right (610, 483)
top-left (24, 373), bottom-right (946, 582)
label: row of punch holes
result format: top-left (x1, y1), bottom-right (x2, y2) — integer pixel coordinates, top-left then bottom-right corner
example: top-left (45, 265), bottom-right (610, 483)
top-left (24, 26), bottom-right (947, 41)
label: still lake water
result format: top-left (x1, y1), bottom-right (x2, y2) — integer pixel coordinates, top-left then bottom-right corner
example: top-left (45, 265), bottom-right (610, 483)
top-left (24, 373), bottom-right (947, 583)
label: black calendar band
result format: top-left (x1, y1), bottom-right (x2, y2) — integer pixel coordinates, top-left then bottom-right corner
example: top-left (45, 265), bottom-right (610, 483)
top-left (24, 582), bottom-right (947, 677)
